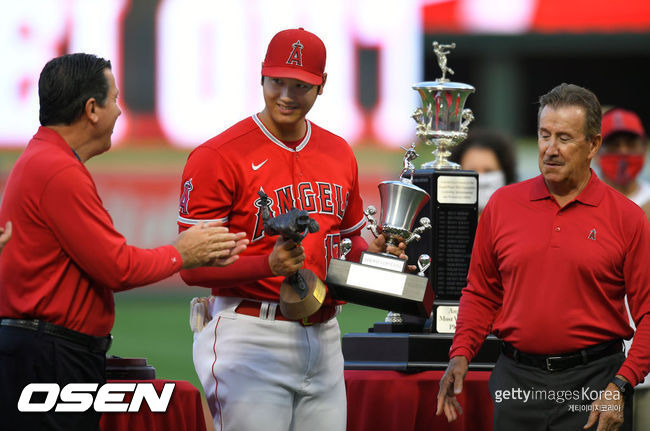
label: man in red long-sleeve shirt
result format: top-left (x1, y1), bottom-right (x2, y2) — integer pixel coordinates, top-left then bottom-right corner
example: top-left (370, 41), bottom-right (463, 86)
top-left (437, 83), bottom-right (650, 431)
top-left (0, 53), bottom-right (248, 431)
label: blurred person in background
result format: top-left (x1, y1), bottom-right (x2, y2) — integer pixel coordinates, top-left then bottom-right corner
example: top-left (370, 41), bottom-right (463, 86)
top-left (0, 221), bottom-right (11, 253)
top-left (0, 53), bottom-right (248, 431)
top-left (449, 128), bottom-right (518, 215)
top-left (597, 107), bottom-right (650, 219)
top-left (598, 107), bottom-right (650, 430)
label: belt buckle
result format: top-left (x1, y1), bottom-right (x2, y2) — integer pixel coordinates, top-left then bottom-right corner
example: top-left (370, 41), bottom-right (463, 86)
top-left (545, 356), bottom-right (563, 371)
top-left (301, 316), bottom-right (314, 326)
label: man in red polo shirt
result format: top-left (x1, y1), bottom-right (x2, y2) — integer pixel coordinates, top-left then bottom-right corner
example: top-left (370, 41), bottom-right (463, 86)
top-left (437, 84), bottom-right (650, 431)
top-left (0, 53), bottom-right (248, 431)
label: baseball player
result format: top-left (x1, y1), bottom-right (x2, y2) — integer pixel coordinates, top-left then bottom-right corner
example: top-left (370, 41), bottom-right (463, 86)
top-left (178, 28), bottom-right (406, 431)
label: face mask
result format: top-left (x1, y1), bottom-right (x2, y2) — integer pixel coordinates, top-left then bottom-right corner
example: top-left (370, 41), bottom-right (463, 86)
top-left (598, 154), bottom-right (645, 185)
top-left (478, 171), bottom-right (506, 211)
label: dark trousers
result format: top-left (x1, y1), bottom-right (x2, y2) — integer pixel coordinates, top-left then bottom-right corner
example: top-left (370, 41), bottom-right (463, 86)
top-left (489, 352), bottom-right (633, 431)
top-left (0, 325), bottom-right (106, 431)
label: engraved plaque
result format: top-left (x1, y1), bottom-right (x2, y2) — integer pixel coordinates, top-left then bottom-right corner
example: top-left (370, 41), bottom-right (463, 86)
top-left (406, 169), bottom-right (478, 301)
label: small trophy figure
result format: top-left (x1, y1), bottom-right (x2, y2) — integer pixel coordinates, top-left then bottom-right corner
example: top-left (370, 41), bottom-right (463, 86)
top-left (399, 143), bottom-right (419, 184)
top-left (257, 190), bottom-right (325, 320)
top-left (432, 41), bottom-right (456, 82)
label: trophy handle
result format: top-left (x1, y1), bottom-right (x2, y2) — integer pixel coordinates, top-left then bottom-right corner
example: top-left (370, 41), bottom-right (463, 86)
top-left (340, 238), bottom-right (352, 261)
top-left (405, 217), bottom-right (431, 244)
top-left (417, 254), bottom-right (431, 277)
top-left (460, 108), bottom-right (474, 135)
top-left (364, 206), bottom-right (380, 238)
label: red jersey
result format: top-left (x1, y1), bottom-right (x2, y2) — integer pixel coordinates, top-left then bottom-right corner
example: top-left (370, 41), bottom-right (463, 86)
top-left (450, 172), bottom-right (650, 386)
top-left (0, 127), bottom-right (182, 336)
top-left (178, 115), bottom-right (365, 305)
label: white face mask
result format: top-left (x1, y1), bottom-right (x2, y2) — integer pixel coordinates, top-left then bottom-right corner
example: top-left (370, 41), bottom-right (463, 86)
top-left (478, 171), bottom-right (506, 211)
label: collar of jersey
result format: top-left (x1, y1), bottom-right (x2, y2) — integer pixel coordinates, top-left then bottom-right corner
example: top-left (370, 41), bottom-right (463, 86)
top-left (252, 114), bottom-right (311, 152)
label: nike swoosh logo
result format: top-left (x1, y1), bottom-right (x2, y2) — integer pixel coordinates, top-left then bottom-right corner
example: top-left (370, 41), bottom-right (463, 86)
top-left (252, 159), bottom-right (268, 171)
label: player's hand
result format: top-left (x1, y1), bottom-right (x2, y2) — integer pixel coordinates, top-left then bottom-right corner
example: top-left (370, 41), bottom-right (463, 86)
top-left (174, 222), bottom-right (249, 269)
top-left (584, 381), bottom-right (626, 431)
top-left (0, 221), bottom-right (12, 253)
top-left (268, 236), bottom-right (305, 277)
top-left (367, 234), bottom-right (417, 272)
top-left (436, 355), bottom-right (468, 422)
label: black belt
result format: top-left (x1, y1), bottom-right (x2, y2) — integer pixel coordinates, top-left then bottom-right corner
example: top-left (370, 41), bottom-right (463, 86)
top-left (0, 318), bottom-right (112, 353)
top-left (502, 340), bottom-right (623, 372)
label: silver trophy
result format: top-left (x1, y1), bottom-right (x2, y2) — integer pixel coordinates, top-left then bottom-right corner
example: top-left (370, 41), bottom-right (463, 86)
top-left (413, 41), bottom-right (475, 170)
top-left (364, 147), bottom-right (431, 248)
top-left (325, 146), bottom-right (435, 318)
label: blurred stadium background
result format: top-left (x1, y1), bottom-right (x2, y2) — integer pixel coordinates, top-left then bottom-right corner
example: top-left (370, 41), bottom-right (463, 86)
top-left (1, 0), bottom-right (650, 411)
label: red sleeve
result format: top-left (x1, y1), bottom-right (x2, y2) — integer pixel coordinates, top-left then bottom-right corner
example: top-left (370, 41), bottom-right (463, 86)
top-left (177, 146), bottom-right (235, 228)
top-left (180, 255), bottom-right (274, 287)
top-left (449, 200), bottom-right (503, 362)
top-left (617, 216), bottom-right (650, 386)
top-left (40, 166), bottom-right (182, 291)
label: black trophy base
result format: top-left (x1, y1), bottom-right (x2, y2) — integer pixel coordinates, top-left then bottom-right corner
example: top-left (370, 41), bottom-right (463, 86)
top-left (326, 258), bottom-right (432, 318)
top-left (342, 333), bottom-right (501, 371)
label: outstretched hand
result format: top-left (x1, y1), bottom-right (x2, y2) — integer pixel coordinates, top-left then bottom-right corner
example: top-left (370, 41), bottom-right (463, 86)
top-left (174, 221), bottom-right (248, 269)
top-left (437, 356), bottom-right (469, 422)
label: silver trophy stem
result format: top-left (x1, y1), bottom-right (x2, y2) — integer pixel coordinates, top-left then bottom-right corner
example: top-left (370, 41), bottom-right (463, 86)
top-left (421, 138), bottom-right (461, 170)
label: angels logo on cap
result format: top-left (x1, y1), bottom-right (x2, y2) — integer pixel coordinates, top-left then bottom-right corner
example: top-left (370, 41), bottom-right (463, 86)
top-left (262, 28), bottom-right (326, 86)
top-left (287, 41), bottom-right (304, 66)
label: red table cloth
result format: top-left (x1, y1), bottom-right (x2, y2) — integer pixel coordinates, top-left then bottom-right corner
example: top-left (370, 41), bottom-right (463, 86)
top-left (344, 370), bottom-right (493, 431)
top-left (100, 379), bottom-right (207, 431)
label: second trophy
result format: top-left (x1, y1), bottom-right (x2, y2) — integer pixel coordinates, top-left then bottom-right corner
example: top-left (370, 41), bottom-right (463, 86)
top-left (326, 147), bottom-right (433, 318)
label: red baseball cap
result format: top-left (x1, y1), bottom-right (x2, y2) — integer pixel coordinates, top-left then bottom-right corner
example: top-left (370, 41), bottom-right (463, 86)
top-left (601, 108), bottom-right (646, 141)
top-left (261, 28), bottom-right (326, 86)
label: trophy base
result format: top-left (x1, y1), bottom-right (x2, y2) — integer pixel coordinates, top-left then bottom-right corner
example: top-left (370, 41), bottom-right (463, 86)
top-left (420, 159), bottom-right (461, 170)
top-left (326, 258), bottom-right (432, 318)
top-left (342, 332), bottom-right (501, 371)
top-left (279, 269), bottom-right (326, 320)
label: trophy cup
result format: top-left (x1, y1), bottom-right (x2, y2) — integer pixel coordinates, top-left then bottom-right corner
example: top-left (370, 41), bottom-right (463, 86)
top-left (404, 41), bottom-right (480, 335)
top-left (258, 190), bottom-right (326, 320)
top-left (325, 146), bottom-right (434, 318)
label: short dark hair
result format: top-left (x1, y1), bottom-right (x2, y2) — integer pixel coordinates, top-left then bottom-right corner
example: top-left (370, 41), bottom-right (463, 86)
top-left (39, 53), bottom-right (112, 126)
top-left (449, 128), bottom-right (518, 185)
top-left (538, 83), bottom-right (601, 140)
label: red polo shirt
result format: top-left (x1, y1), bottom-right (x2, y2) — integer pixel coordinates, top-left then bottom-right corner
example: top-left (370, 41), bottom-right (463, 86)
top-left (0, 127), bottom-right (182, 336)
top-left (450, 171), bottom-right (650, 386)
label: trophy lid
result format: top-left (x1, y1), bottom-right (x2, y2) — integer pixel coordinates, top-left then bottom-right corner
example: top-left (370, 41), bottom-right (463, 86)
top-left (412, 81), bottom-right (475, 92)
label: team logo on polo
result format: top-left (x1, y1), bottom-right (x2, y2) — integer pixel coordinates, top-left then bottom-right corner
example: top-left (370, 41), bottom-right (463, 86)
top-left (287, 40), bottom-right (303, 66)
top-left (587, 228), bottom-right (597, 241)
top-left (179, 178), bottom-right (193, 214)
